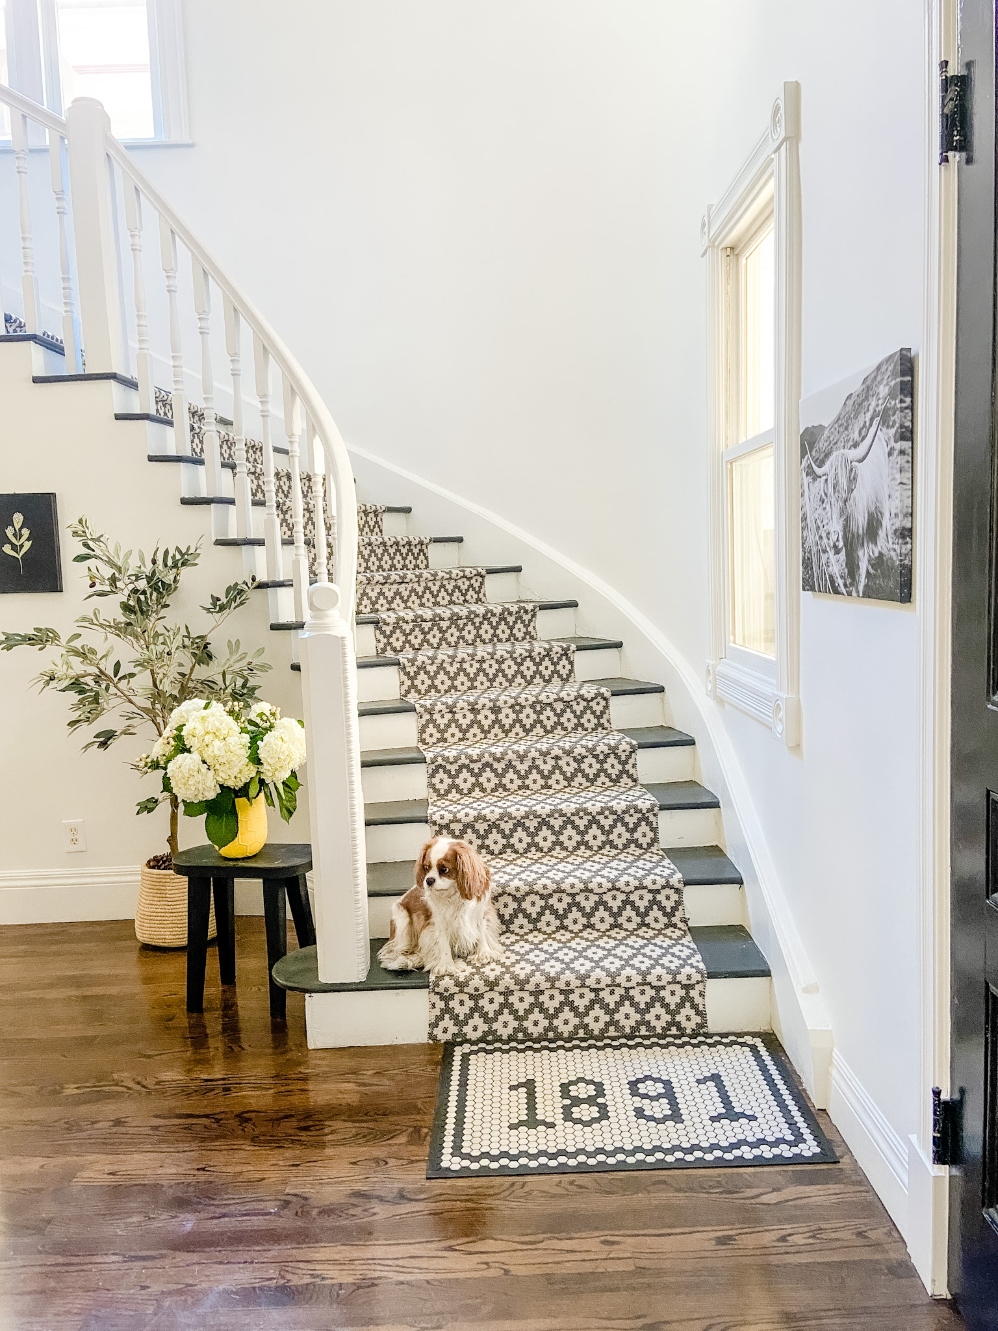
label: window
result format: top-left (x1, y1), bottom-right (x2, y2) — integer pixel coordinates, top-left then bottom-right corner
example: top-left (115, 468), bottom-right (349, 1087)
top-left (704, 84), bottom-right (802, 746)
top-left (2, 0), bottom-right (187, 142)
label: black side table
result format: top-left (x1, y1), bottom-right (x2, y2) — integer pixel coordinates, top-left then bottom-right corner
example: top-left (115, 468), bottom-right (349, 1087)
top-left (172, 843), bottom-right (314, 1018)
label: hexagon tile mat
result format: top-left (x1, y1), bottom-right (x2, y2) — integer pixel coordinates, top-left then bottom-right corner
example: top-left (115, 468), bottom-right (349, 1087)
top-left (427, 1033), bottom-right (837, 1178)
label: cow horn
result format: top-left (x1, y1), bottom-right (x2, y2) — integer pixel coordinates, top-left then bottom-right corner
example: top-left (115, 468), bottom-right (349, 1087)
top-left (803, 396), bottom-right (892, 476)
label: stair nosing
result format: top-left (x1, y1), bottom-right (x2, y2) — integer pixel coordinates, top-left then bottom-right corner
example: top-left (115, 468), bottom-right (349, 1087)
top-left (363, 781), bottom-right (717, 825)
top-left (356, 599), bottom-right (580, 626)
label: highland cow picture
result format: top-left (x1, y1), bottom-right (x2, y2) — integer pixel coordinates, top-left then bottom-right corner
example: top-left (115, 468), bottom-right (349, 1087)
top-left (800, 350), bottom-right (913, 602)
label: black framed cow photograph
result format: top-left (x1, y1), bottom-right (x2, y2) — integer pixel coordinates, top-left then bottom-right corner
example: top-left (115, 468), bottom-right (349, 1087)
top-left (799, 348), bottom-right (913, 603)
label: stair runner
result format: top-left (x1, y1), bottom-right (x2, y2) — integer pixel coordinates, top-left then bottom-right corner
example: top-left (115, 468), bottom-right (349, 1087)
top-left (357, 502), bottom-right (707, 1044)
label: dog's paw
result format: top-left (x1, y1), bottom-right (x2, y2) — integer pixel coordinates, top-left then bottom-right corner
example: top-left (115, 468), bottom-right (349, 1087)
top-left (380, 952), bottom-right (420, 972)
top-left (472, 945), bottom-right (506, 965)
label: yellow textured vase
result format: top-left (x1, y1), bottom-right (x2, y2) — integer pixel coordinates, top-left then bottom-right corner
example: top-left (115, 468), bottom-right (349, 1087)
top-left (218, 794), bottom-right (269, 859)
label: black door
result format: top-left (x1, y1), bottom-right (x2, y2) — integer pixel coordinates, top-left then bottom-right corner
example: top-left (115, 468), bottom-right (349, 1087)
top-left (952, 0), bottom-right (998, 1322)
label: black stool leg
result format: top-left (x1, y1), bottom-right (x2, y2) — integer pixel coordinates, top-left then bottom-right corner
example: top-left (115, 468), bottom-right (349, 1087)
top-left (263, 880), bottom-right (288, 1020)
top-left (285, 874), bottom-right (315, 948)
top-left (212, 875), bottom-right (236, 984)
top-left (186, 876), bottom-right (212, 1013)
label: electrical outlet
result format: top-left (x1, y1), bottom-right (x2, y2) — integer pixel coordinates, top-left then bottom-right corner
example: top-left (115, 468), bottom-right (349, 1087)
top-left (63, 819), bottom-right (86, 853)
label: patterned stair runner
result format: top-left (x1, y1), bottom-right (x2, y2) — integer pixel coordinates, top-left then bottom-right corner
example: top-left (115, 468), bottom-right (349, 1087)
top-left (358, 502), bottom-right (707, 1043)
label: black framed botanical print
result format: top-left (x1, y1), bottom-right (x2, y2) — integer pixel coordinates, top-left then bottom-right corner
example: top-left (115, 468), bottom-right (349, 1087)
top-left (0, 494), bottom-right (63, 593)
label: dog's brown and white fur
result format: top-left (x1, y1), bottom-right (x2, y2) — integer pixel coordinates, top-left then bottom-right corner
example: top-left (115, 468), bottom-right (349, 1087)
top-left (377, 837), bottom-right (504, 976)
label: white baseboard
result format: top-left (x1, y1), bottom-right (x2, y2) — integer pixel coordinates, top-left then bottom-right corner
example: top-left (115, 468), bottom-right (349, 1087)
top-left (0, 866), bottom-right (141, 923)
top-left (828, 1050), bottom-right (909, 1239)
top-left (906, 1133), bottom-right (950, 1297)
top-left (0, 867), bottom-right (303, 924)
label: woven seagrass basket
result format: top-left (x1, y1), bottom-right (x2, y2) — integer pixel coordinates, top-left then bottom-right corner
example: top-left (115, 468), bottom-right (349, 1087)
top-left (135, 864), bottom-right (216, 949)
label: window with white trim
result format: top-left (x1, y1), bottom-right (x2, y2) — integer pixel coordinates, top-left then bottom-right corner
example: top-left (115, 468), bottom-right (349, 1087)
top-left (1, 0), bottom-right (188, 142)
top-left (703, 84), bottom-right (801, 746)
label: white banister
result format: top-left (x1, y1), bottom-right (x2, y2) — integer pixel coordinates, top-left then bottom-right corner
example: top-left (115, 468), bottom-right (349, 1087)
top-left (65, 98), bottom-right (123, 372)
top-left (0, 83), bottom-right (365, 984)
top-left (308, 415), bottom-right (330, 584)
top-left (283, 377), bottom-right (310, 623)
top-left (47, 133), bottom-right (80, 369)
top-left (122, 182), bottom-right (152, 413)
top-left (298, 582), bottom-right (370, 984)
top-left (192, 260), bottom-right (223, 491)
top-left (254, 334), bottom-right (286, 606)
top-left (224, 296), bottom-right (251, 541)
top-left (158, 218), bottom-right (191, 455)
top-left (11, 111), bottom-right (39, 334)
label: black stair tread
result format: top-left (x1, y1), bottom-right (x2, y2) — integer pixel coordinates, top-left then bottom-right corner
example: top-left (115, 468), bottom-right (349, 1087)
top-left (589, 677), bottom-right (665, 696)
top-left (621, 725), bottom-right (695, 748)
top-left (271, 620), bottom-right (305, 631)
top-left (3, 331), bottom-right (65, 352)
top-left (181, 495), bottom-right (266, 507)
top-left (290, 662), bottom-right (301, 671)
top-left (355, 597), bottom-right (576, 626)
top-left (33, 370), bottom-right (138, 387)
top-left (361, 746), bottom-right (424, 768)
top-left (215, 536), bottom-right (294, 547)
top-left (357, 676), bottom-right (666, 718)
top-left (363, 848), bottom-right (741, 897)
top-left (355, 634), bottom-right (622, 672)
top-left (148, 453), bottom-right (204, 464)
top-left (551, 635), bottom-right (623, 651)
top-left (255, 578), bottom-right (293, 589)
top-left (364, 782), bottom-right (715, 826)
top-left (116, 411), bottom-right (173, 425)
top-left (384, 505), bottom-right (412, 513)
top-left (664, 844), bottom-right (743, 886)
top-left (273, 926), bottom-right (769, 994)
top-left (428, 535), bottom-right (464, 544)
top-left (646, 781), bottom-right (720, 811)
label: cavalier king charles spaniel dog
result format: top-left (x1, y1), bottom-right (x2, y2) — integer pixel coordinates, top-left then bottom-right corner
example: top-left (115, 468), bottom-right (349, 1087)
top-left (378, 836), bottom-right (504, 976)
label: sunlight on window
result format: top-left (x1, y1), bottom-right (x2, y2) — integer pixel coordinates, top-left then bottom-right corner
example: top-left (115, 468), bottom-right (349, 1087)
top-left (55, 0), bottom-right (153, 139)
top-left (741, 224), bottom-right (775, 439)
top-left (729, 444), bottom-right (775, 657)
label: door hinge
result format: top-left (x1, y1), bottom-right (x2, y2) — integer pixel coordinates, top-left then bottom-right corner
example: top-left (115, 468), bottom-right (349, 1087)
top-left (939, 60), bottom-right (970, 164)
top-left (932, 1086), bottom-right (965, 1165)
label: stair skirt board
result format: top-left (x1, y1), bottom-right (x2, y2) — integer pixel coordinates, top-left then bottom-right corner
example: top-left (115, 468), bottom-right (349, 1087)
top-left (304, 979), bottom-right (771, 1048)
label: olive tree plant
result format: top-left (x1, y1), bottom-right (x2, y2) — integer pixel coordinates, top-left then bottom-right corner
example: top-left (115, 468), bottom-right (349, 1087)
top-left (0, 517), bottom-right (270, 863)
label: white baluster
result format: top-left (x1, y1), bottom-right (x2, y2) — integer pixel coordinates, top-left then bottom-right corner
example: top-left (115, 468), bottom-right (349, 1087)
top-left (283, 377), bottom-right (309, 623)
top-left (308, 415), bottom-right (329, 585)
top-left (158, 219), bottom-right (191, 453)
top-left (11, 112), bottom-right (39, 334)
top-left (191, 261), bottom-right (222, 497)
top-left (254, 336), bottom-right (285, 604)
top-left (223, 297), bottom-right (251, 541)
top-left (122, 183), bottom-right (151, 413)
top-left (65, 98), bottom-right (123, 373)
top-left (48, 134), bottom-right (80, 369)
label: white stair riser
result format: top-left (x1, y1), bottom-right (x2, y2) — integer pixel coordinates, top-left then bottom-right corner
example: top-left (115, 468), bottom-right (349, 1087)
top-left (429, 542), bottom-right (461, 568)
top-left (360, 742), bottom-right (695, 804)
top-left (304, 975), bottom-right (771, 1048)
top-left (364, 804), bottom-right (721, 863)
top-left (382, 511), bottom-right (408, 538)
top-left (367, 879), bottom-right (746, 937)
top-left (359, 688), bottom-right (665, 752)
top-left (267, 584), bottom-right (296, 623)
top-left (357, 646), bottom-right (622, 703)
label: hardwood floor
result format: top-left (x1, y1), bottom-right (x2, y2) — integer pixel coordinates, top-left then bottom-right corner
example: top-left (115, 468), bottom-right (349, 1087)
top-left (0, 919), bottom-right (963, 1331)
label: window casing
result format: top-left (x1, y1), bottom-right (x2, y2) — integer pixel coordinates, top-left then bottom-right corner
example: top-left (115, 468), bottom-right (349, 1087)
top-left (1, 0), bottom-right (188, 143)
top-left (703, 84), bottom-right (802, 746)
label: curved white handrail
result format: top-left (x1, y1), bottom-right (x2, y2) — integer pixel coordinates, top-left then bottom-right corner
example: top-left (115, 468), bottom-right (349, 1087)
top-left (102, 140), bottom-right (357, 620)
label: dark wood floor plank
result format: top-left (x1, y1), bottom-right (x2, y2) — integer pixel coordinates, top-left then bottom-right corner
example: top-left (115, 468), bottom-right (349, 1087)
top-left (0, 919), bottom-right (961, 1330)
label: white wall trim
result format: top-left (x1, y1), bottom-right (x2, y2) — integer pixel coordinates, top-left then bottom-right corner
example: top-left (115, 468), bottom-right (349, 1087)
top-left (349, 440), bottom-right (833, 1106)
top-left (0, 865), bottom-right (140, 923)
top-left (703, 82), bottom-right (802, 748)
top-left (909, 0), bottom-right (958, 1298)
top-left (829, 1050), bottom-right (909, 1235)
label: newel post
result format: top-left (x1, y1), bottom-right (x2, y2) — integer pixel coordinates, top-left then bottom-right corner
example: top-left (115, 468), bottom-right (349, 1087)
top-left (65, 98), bottom-right (124, 373)
top-left (298, 581), bottom-right (370, 983)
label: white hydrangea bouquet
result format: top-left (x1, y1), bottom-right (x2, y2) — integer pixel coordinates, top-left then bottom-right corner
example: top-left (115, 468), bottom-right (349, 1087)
top-left (140, 698), bottom-right (306, 850)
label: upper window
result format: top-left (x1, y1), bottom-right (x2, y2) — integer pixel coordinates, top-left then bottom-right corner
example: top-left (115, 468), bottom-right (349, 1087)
top-left (1, 0), bottom-right (187, 142)
top-left (703, 83), bottom-right (802, 746)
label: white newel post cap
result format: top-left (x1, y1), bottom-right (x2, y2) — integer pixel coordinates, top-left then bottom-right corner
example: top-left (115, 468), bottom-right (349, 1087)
top-left (307, 581), bottom-right (341, 624)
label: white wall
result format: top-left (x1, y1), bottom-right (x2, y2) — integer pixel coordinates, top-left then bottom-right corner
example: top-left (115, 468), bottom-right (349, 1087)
top-left (2, 0), bottom-right (933, 1253)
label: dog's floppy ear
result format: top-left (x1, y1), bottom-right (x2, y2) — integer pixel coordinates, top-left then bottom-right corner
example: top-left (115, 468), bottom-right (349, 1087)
top-left (415, 839), bottom-right (435, 888)
top-left (452, 840), bottom-right (490, 900)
